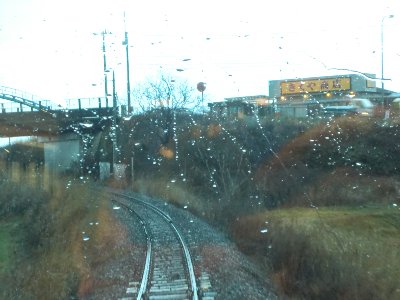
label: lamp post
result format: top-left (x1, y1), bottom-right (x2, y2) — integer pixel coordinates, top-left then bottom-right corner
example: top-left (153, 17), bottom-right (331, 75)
top-left (381, 14), bottom-right (394, 111)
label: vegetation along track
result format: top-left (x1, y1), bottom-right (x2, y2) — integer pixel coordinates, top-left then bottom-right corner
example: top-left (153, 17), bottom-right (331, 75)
top-left (107, 190), bottom-right (216, 300)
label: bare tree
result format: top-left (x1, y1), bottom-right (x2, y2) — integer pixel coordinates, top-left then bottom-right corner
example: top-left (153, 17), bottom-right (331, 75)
top-left (133, 72), bottom-right (201, 112)
top-left (131, 72), bottom-right (202, 146)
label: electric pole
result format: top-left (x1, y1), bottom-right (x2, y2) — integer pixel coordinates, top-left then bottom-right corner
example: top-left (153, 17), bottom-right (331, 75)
top-left (123, 12), bottom-right (132, 114)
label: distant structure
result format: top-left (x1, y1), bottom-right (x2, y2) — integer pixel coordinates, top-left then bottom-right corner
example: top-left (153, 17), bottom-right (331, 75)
top-left (269, 73), bottom-right (397, 117)
top-left (208, 74), bottom-right (399, 118)
top-left (208, 95), bottom-right (275, 119)
top-left (269, 73), bottom-right (381, 102)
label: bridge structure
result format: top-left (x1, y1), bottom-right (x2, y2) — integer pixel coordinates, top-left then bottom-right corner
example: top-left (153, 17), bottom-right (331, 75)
top-left (0, 84), bottom-right (117, 137)
top-left (0, 84), bottom-right (120, 176)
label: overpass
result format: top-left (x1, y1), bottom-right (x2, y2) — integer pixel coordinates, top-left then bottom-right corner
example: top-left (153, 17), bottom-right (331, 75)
top-left (0, 84), bottom-right (119, 176)
top-left (0, 84), bottom-right (116, 137)
top-left (0, 85), bottom-right (55, 112)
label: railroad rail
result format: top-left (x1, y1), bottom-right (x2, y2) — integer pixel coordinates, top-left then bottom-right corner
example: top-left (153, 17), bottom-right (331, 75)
top-left (107, 191), bottom-right (216, 300)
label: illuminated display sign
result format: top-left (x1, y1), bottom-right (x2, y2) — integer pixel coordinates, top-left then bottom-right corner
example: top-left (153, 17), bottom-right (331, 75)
top-left (280, 77), bottom-right (351, 95)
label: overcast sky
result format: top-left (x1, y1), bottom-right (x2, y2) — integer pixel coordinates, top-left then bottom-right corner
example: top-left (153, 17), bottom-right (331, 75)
top-left (0, 0), bottom-right (399, 107)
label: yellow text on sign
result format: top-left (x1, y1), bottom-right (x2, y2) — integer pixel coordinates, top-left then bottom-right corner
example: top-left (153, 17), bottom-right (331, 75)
top-left (280, 77), bottom-right (351, 95)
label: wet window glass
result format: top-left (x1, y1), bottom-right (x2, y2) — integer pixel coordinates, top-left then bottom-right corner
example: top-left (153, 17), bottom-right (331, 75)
top-left (1, 1), bottom-right (399, 299)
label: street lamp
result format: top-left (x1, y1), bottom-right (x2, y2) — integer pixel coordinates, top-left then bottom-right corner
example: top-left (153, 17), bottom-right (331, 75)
top-left (381, 14), bottom-right (394, 109)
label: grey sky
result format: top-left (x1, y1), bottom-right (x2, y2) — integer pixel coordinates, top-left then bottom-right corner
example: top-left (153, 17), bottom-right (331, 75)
top-left (0, 0), bottom-right (399, 106)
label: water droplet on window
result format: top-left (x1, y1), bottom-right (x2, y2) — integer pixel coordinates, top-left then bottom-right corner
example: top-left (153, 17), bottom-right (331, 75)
top-left (82, 232), bottom-right (90, 241)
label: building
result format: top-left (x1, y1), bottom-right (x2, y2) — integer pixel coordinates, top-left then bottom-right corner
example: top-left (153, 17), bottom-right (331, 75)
top-left (208, 73), bottom-right (398, 119)
top-left (208, 95), bottom-right (275, 119)
top-left (269, 73), bottom-right (394, 117)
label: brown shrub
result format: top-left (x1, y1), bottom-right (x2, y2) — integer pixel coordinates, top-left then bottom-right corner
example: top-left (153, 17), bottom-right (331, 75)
top-left (231, 209), bottom-right (400, 300)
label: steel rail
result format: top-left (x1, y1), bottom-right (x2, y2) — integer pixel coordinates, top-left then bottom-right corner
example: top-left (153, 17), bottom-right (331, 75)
top-left (111, 199), bottom-right (152, 300)
top-left (113, 191), bottom-right (199, 300)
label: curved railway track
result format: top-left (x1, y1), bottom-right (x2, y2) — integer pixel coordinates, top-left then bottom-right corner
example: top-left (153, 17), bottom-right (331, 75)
top-left (107, 191), bottom-right (216, 300)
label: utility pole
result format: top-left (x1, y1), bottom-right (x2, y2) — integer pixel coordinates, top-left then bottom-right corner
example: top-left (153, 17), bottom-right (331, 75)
top-left (99, 29), bottom-right (112, 107)
top-left (381, 14), bottom-right (394, 118)
top-left (123, 12), bottom-right (132, 114)
top-left (111, 70), bottom-right (117, 175)
top-left (102, 30), bottom-right (108, 105)
top-left (112, 70), bottom-right (117, 116)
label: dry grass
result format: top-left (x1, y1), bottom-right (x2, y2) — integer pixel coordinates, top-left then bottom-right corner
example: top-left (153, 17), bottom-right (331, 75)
top-left (0, 177), bottom-right (131, 299)
top-left (231, 206), bottom-right (400, 300)
top-left (0, 219), bottom-right (19, 273)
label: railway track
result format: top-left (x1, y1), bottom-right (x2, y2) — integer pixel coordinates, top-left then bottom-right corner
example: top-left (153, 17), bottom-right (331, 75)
top-left (107, 191), bottom-right (216, 300)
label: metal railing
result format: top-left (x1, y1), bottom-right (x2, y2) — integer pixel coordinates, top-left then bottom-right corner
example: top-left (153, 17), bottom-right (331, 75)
top-left (0, 85), bottom-right (55, 112)
top-left (0, 85), bottom-right (110, 113)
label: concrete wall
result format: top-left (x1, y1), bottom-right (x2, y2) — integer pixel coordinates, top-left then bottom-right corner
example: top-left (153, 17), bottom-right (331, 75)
top-left (99, 162), bottom-right (110, 180)
top-left (99, 162), bottom-right (127, 181)
top-left (38, 133), bottom-right (81, 172)
top-left (114, 163), bottom-right (127, 179)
